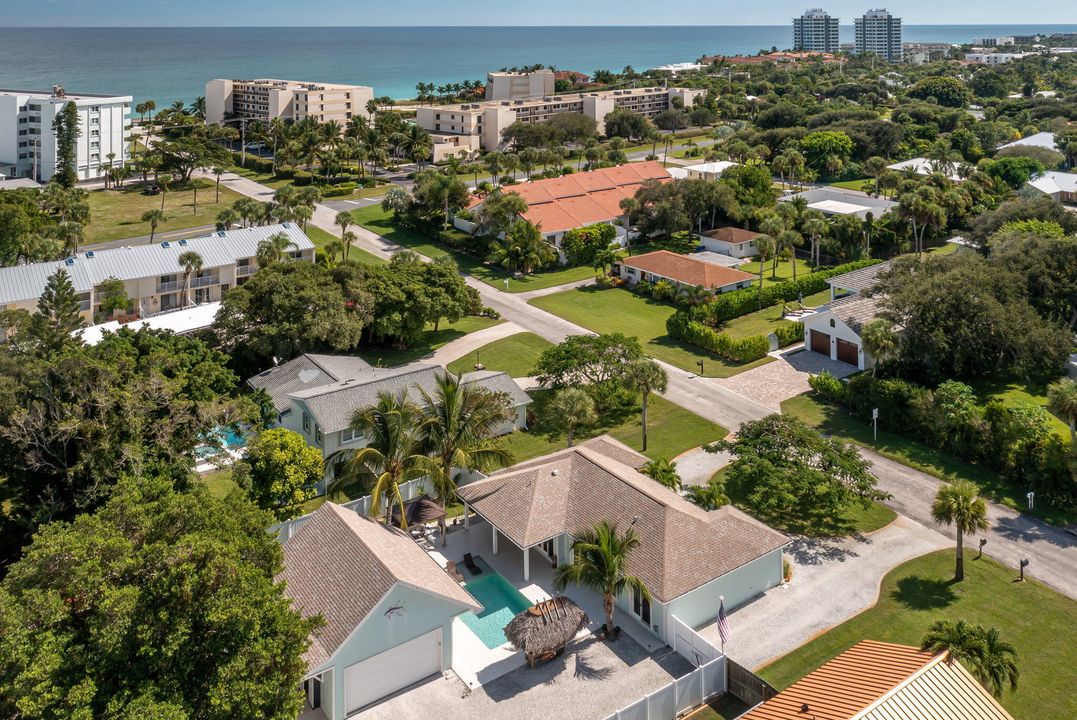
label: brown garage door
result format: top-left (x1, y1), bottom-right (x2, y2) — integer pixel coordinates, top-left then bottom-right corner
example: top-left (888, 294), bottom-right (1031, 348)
top-left (810, 330), bottom-right (830, 356)
top-left (836, 338), bottom-right (859, 366)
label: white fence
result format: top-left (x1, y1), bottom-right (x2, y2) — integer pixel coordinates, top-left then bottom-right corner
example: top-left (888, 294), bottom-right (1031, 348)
top-left (600, 655), bottom-right (726, 720)
top-left (671, 615), bottom-right (723, 666)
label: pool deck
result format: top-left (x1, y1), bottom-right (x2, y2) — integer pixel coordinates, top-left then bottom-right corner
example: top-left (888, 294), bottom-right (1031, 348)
top-left (426, 516), bottom-right (666, 690)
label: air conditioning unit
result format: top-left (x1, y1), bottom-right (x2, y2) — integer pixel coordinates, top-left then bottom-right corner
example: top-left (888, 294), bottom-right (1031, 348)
top-left (161, 241), bottom-right (170, 248)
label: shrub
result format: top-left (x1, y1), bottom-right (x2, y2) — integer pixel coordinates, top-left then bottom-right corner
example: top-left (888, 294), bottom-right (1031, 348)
top-left (808, 370), bottom-right (847, 403)
top-left (775, 322), bottom-right (804, 347)
top-left (292, 170), bottom-right (315, 186)
top-left (561, 223), bottom-right (618, 267)
top-left (322, 183), bottom-right (356, 197)
top-left (666, 313), bottom-right (771, 363)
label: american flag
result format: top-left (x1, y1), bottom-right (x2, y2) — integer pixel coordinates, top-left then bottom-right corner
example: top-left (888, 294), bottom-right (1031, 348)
top-left (716, 596), bottom-right (730, 647)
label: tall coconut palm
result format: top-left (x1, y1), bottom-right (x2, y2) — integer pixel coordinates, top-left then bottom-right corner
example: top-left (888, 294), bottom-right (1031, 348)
top-left (931, 480), bottom-right (989, 581)
top-left (417, 374), bottom-right (514, 505)
top-left (177, 250), bottom-right (203, 308)
top-left (335, 211), bottom-right (354, 260)
top-left (141, 209), bottom-right (166, 243)
top-left (921, 620), bottom-right (1019, 697)
top-left (1046, 377), bottom-right (1077, 446)
top-left (256, 232), bottom-right (297, 267)
top-left (216, 208), bottom-right (238, 230)
top-left (554, 521), bottom-right (649, 635)
top-left (627, 359), bottom-right (668, 452)
top-left (212, 166), bottom-right (225, 203)
top-left (333, 391), bottom-right (429, 528)
top-left (860, 318), bottom-right (897, 376)
top-left (549, 387), bottom-right (596, 448)
top-left (801, 213), bottom-right (827, 269)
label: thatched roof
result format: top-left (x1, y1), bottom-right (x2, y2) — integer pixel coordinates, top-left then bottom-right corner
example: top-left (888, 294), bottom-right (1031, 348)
top-left (389, 495), bottom-right (447, 527)
top-left (504, 597), bottom-right (589, 656)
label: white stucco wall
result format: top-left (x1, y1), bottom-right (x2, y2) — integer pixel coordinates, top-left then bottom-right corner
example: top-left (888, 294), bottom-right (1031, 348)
top-left (698, 236), bottom-right (760, 258)
top-left (801, 309), bottom-right (873, 370)
top-left (664, 549), bottom-right (785, 633)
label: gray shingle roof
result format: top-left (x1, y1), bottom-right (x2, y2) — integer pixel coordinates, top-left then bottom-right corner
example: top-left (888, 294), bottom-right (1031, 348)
top-left (0, 223), bottom-right (313, 305)
top-left (827, 260), bottom-right (893, 294)
top-left (461, 369), bottom-right (533, 408)
top-left (279, 503), bottom-right (480, 669)
top-left (826, 294), bottom-right (886, 333)
top-left (292, 364), bottom-right (445, 432)
top-left (458, 437), bottom-right (788, 603)
top-left (248, 354), bottom-right (373, 414)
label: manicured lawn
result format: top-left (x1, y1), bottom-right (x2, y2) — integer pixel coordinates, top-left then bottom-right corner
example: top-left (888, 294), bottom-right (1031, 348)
top-left (351, 205), bottom-right (597, 293)
top-left (735, 258), bottom-right (817, 287)
top-left (446, 332), bottom-right (552, 379)
top-left (829, 178), bottom-right (872, 192)
top-left (685, 694), bottom-right (751, 720)
top-left (759, 550), bottom-right (1077, 720)
top-left (197, 469), bottom-right (239, 499)
top-left (303, 225), bottom-right (386, 265)
top-left (630, 232), bottom-right (700, 255)
top-left (717, 289), bottom-right (831, 340)
top-left (84, 181), bottom-right (245, 244)
top-left (781, 393), bottom-right (1076, 526)
top-left (225, 165), bottom-right (292, 190)
top-left (529, 286), bottom-right (773, 377)
top-left (357, 315), bottom-right (501, 367)
top-left (502, 390), bottom-right (728, 464)
top-left (970, 374), bottom-right (1071, 441)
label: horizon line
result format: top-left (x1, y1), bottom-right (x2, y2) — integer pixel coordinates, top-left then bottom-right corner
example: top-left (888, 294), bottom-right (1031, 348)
top-left (5, 23), bottom-right (1077, 29)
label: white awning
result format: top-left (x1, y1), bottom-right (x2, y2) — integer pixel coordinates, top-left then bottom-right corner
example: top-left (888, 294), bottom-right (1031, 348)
top-left (79, 302), bottom-right (221, 345)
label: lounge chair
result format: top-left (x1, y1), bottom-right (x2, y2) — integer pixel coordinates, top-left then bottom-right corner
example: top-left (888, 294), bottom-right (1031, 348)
top-left (446, 560), bottom-right (465, 583)
top-left (463, 553), bottom-right (482, 575)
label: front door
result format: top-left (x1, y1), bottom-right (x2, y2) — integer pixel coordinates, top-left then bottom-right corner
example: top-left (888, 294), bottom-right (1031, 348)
top-left (632, 586), bottom-right (651, 628)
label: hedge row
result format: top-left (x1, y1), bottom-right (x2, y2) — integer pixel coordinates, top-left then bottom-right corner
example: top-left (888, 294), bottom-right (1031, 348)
top-left (690, 259), bottom-right (883, 325)
top-left (666, 313), bottom-right (772, 363)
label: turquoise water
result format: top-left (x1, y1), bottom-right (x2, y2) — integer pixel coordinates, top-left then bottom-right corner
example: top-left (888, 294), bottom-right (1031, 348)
top-left (195, 426), bottom-right (247, 458)
top-left (2, 26), bottom-right (1075, 107)
top-left (459, 558), bottom-right (532, 650)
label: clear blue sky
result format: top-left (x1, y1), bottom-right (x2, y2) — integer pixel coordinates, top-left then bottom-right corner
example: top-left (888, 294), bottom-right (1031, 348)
top-left (8, 0), bottom-right (1076, 26)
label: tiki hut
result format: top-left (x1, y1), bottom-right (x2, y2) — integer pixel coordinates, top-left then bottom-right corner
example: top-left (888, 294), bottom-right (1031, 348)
top-left (504, 597), bottom-right (589, 668)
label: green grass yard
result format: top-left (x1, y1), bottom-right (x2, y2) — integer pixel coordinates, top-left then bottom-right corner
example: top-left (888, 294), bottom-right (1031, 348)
top-left (197, 469), bottom-right (238, 499)
top-left (829, 178), bottom-right (873, 192)
top-left (357, 315), bottom-right (502, 367)
top-left (717, 289), bottom-right (831, 340)
top-left (446, 332), bottom-right (552, 379)
top-left (970, 375), bottom-right (1071, 441)
top-left (781, 393), bottom-right (1076, 526)
top-left (351, 205), bottom-right (597, 293)
top-left (759, 551), bottom-right (1077, 720)
top-left (84, 181), bottom-right (245, 244)
top-left (303, 225), bottom-right (387, 265)
top-left (735, 258), bottom-right (818, 287)
top-left (529, 286), bottom-right (774, 377)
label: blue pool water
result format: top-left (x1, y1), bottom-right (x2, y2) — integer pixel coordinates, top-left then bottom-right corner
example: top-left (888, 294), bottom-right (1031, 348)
top-left (459, 558), bottom-right (532, 650)
top-left (195, 426), bottom-right (248, 458)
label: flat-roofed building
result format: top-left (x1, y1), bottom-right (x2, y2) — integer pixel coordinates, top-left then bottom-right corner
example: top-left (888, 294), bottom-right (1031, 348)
top-left (793, 8), bottom-right (840, 54)
top-left (0, 86), bottom-right (130, 183)
top-left (855, 9), bottom-right (903, 62)
top-left (417, 86), bottom-right (705, 151)
top-left (485, 70), bottom-right (556, 101)
top-left (206, 78), bottom-right (374, 125)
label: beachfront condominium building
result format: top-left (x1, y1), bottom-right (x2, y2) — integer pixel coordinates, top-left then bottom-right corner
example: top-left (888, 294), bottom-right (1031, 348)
top-left (205, 79), bottom-right (375, 126)
top-left (485, 70), bottom-right (556, 101)
top-left (0, 86), bottom-right (130, 183)
top-left (417, 86), bottom-right (705, 158)
top-left (793, 9), bottom-right (840, 54)
top-left (855, 9), bottom-right (903, 62)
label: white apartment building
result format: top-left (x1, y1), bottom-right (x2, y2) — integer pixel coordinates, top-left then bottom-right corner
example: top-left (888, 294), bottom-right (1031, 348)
top-left (417, 86), bottom-right (705, 153)
top-left (855, 9), bottom-right (902, 62)
top-left (793, 9), bottom-right (840, 54)
top-left (205, 79), bottom-right (374, 126)
top-left (965, 52), bottom-right (1034, 65)
top-left (972, 36), bottom-right (1015, 47)
top-left (485, 70), bottom-right (556, 101)
top-left (0, 86), bottom-right (130, 183)
top-left (0, 224), bottom-right (314, 327)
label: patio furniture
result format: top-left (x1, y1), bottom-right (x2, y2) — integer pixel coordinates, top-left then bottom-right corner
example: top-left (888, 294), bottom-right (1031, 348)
top-left (446, 560), bottom-right (465, 583)
top-left (463, 553), bottom-right (482, 575)
top-left (504, 597), bottom-right (589, 669)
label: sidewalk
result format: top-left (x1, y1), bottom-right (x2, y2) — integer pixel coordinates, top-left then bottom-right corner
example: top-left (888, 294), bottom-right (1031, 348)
top-left (427, 322), bottom-right (524, 367)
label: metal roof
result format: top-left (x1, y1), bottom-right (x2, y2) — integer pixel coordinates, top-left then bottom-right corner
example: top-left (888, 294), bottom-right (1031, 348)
top-left (783, 187), bottom-right (898, 218)
top-left (0, 223), bottom-right (313, 306)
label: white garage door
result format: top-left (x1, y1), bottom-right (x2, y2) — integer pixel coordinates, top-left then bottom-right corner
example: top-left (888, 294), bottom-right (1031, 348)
top-left (344, 628), bottom-right (442, 713)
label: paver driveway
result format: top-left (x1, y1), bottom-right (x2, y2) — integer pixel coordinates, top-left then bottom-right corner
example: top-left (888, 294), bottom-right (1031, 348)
top-left (714, 346), bottom-right (857, 412)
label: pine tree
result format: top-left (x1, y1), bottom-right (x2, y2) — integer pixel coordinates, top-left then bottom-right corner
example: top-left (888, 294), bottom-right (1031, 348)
top-left (28, 268), bottom-right (84, 354)
top-left (51, 101), bottom-right (81, 188)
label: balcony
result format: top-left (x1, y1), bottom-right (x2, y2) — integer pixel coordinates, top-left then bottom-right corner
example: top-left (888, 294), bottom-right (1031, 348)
top-left (236, 264), bottom-right (255, 277)
top-left (155, 275), bottom-right (218, 294)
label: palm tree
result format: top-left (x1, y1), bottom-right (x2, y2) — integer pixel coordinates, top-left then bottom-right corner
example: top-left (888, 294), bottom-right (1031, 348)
top-left (141, 209), bottom-right (166, 243)
top-left (1046, 378), bottom-right (1077, 446)
top-left (549, 387), bottom-right (596, 447)
top-left (619, 197), bottom-right (640, 254)
top-left (753, 234), bottom-right (777, 306)
top-left (417, 374), bottom-right (514, 506)
top-left (641, 458), bottom-right (681, 491)
top-left (931, 480), bottom-right (989, 581)
top-left (212, 166), bottom-right (225, 203)
top-left (864, 156), bottom-right (889, 196)
top-left (975, 626), bottom-right (1020, 697)
top-left (216, 208), bottom-right (238, 230)
top-left (334, 392), bottom-right (429, 528)
top-left (335, 211), bottom-right (354, 260)
top-left (323, 239), bottom-right (345, 267)
top-left (592, 244), bottom-right (621, 276)
top-left (256, 232), bottom-right (297, 267)
top-left (921, 620), bottom-right (1019, 697)
top-left (627, 359), bottom-right (668, 452)
top-left (860, 318), bottom-right (897, 376)
top-left (554, 521), bottom-right (649, 636)
top-left (802, 213), bottom-right (827, 269)
top-left (685, 481), bottom-right (730, 510)
top-left (177, 250), bottom-right (203, 308)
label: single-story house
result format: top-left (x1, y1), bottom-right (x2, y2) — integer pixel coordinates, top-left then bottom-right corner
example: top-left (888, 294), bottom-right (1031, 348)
top-left (280, 502), bottom-right (482, 719)
top-left (801, 294), bottom-right (887, 370)
top-left (782, 187), bottom-right (898, 220)
top-left (887, 157), bottom-right (969, 182)
top-left (464, 161), bottom-right (672, 255)
top-left (1026, 170), bottom-right (1077, 204)
top-left (698, 226), bottom-right (762, 258)
top-left (691, 250), bottom-right (749, 269)
top-left (456, 437), bottom-right (789, 646)
top-left (999, 131), bottom-right (1057, 151)
top-left (617, 250), bottom-right (756, 293)
top-left (248, 356), bottom-right (531, 482)
top-left (682, 160), bottom-right (740, 181)
top-left (740, 640), bottom-right (1014, 720)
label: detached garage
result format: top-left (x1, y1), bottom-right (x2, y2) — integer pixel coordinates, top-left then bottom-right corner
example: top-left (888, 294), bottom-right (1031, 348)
top-left (801, 294), bottom-right (889, 371)
top-left (279, 503), bottom-right (481, 720)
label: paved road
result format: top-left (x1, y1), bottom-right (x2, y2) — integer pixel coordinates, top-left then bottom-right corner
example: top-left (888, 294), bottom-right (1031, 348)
top-left (83, 223), bottom-right (218, 251)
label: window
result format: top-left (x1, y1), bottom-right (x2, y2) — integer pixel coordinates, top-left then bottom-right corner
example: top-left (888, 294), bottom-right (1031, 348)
top-left (302, 411), bottom-right (311, 434)
top-left (829, 318), bottom-right (836, 328)
top-left (314, 425), bottom-right (323, 447)
top-left (632, 586), bottom-right (651, 626)
top-left (341, 427), bottom-right (360, 444)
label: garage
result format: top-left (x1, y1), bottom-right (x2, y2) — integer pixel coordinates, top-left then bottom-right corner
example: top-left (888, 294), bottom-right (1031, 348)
top-left (810, 330), bottom-right (831, 356)
top-left (344, 628), bottom-right (443, 713)
top-left (836, 338), bottom-right (859, 366)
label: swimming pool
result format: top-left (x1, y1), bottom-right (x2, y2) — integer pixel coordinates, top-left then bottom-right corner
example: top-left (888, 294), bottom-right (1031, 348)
top-left (194, 426), bottom-right (248, 458)
top-left (459, 557), bottom-right (532, 650)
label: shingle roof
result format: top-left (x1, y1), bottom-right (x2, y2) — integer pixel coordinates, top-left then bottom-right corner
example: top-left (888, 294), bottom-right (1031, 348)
top-left (458, 437), bottom-right (788, 603)
top-left (622, 250), bottom-right (756, 290)
top-left (279, 503), bottom-right (480, 669)
top-left (0, 223), bottom-right (313, 305)
top-left (460, 369), bottom-right (533, 408)
top-left (740, 640), bottom-right (1013, 720)
top-left (248, 354), bottom-right (373, 414)
top-left (702, 226), bottom-right (761, 245)
top-left (827, 260), bottom-right (892, 294)
top-left (825, 294), bottom-right (886, 334)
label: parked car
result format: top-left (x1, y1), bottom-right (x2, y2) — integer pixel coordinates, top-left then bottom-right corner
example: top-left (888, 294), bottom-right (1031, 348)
top-left (143, 184), bottom-right (161, 195)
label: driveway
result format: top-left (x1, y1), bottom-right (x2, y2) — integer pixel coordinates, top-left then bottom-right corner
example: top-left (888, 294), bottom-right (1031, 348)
top-left (697, 515), bottom-right (950, 670)
top-left (673, 446), bottom-right (733, 486)
top-left (714, 346), bottom-right (857, 413)
top-left (358, 635), bottom-right (692, 720)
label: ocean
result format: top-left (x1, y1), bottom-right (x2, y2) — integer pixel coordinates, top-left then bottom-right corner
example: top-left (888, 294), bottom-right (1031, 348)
top-left (1, 25), bottom-right (1075, 106)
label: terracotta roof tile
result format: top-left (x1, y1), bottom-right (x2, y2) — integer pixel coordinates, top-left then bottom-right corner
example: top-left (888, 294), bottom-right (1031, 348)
top-left (702, 226), bottom-right (761, 244)
top-left (622, 250), bottom-right (757, 289)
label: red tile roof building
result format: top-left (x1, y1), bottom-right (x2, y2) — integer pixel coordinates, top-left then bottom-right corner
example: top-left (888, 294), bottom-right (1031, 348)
top-left (621, 250), bottom-right (756, 292)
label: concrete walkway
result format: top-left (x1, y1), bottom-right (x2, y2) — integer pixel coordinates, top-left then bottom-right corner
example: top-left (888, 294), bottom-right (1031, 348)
top-left (697, 515), bottom-right (950, 670)
top-left (514, 276), bottom-right (595, 301)
top-left (428, 321), bottom-right (525, 367)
